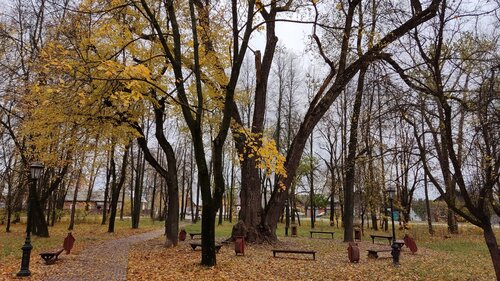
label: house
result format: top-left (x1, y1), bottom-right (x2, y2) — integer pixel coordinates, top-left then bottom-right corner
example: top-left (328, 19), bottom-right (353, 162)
top-left (64, 191), bottom-right (122, 212)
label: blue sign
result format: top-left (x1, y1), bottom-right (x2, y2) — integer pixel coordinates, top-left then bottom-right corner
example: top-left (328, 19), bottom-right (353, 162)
top-left (392, 211), bottom-right (399, 221)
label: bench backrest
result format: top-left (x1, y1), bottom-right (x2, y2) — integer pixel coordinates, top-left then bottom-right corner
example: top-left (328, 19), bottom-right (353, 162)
top-left (63, 233), bottom-right (76, 254)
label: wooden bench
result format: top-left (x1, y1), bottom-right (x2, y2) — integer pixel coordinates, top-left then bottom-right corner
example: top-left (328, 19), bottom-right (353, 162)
top-left (272, 249), bottom-right (316, 260)
top-left (370, 234), bottom-right (392, 245)
top-left (189, 243), bottom-right (222, 253)
top-left (40, 233), bottom-right (75, 265)
top-left (309, 231), bottom-right (334, 239)
top-left (189, 232), bottom-right (202, 239)
top-left (367, 241), bottom-right (405, 259)
top-left (367, 248), bottom-right (392, 259)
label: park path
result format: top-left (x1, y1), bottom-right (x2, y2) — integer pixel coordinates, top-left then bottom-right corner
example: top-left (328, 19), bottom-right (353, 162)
top-left (43, 228), bottom-right (165, 281)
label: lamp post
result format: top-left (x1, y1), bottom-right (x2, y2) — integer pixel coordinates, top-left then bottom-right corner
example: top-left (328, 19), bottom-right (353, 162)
top-left (17, 162), bottom-right (44, 277)
top-left (386, 187), bottom-right (400, 266)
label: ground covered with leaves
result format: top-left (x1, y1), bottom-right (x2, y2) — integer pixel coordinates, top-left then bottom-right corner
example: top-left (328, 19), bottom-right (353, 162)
top-left (0, 217), bottom-right (162, 280)
top-left (128, 223), bottom-right (497, 281)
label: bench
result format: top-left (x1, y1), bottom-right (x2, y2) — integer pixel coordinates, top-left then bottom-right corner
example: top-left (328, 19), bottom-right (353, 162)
top-left (272, 249), bottom-right (316, 260)
top-left (309, 231), bottom-right (334, 239)
top-left (189, 232), bottom-right (202, 239)
top-left (189, 243), bottom-right (222, 253)
top-left (367, 249), bottom-right (392, 259)
top-left (40, 233), bottom-right (75, 264)
top-left (367, 241), bottom-right (405, 259)
top-left (370, 234), bottom-right (392, 245)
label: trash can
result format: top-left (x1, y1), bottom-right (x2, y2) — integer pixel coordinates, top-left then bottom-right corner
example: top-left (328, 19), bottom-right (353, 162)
top-left (347, 242), bottom-right (360, 263)
top-left (235, 236), bottom-right (245, 255)
top-left (291, 225), bottom-right (298, 237)
top-left (179, 229), bottom-right (187, 241)
top-left (354, 228), bottom-right (361, 241)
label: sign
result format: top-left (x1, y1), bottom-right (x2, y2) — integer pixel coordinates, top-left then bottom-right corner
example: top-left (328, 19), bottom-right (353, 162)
top-left (392, 211), bottom-right (399, 221)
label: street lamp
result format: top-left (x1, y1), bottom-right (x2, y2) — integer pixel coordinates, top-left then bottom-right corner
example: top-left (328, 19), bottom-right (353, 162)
top-left (386, 187), bottom-right (400, 266)
top-left (17, 162), bottom-right (44, 277)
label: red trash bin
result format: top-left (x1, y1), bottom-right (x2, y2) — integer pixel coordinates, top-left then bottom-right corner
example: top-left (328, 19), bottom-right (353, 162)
top-left (235, 236), bottom-right (245, 255)
top-left (348, 242), bottom-right (360, 263)
top-left (179, 229), bottom-right (187, 241)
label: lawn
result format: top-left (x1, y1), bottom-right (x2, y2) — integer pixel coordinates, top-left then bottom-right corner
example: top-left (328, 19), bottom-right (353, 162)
top-left (0, 216), bottom-right (163, 279)
top-left (0, 217), bottom-right (497, 280)
top-left (128, 220), bottom-right (498, 281)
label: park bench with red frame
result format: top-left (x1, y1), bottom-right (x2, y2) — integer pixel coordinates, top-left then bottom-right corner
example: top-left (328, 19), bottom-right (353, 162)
top-left (39, 233), bottom-right (75, 265)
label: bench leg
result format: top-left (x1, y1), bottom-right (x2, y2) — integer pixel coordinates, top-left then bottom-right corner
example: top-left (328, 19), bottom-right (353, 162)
top-left (313, 253), bottom-right (315, 260)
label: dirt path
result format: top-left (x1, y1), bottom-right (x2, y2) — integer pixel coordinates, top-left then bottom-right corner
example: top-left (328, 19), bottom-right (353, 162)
top-left (42, 229), bottom-right (165, 281)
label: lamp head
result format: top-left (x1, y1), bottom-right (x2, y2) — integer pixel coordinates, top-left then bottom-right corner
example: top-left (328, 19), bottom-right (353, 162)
top-left (386, 187), bottom-right (396, 199)
top-left (30, 162), bottom-right (44, 180)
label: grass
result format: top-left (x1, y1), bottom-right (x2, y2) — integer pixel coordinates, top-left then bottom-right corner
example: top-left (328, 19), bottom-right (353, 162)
top-left (1, 216), bottom-right (498, 280)
top-left (129, 219), bottom-right (498, 280)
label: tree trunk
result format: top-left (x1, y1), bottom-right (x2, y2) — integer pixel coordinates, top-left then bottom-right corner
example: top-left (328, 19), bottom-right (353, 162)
top-left (483, 225), bottom-right (500, 280)
top-left (68, 170), bottom-right (82, 231)
top-left (309, 132), bottom-right (315, 229)
top-left (108, 144), bottom-right (130, 233)
top-left (180, 149), bottom-right (186, 221)
top-left (229, 162), bottom-right (234, 223)
top-left (163, 142), bottom-right (179, 247)
top-left (31, 191), bottom-right (49, 237)
top-left (6, 183), bottom-right (12, 232)
top-left (343, 66), bottom-right (367, 242)
top-left (201, 203), bottom-right (217, 266)
top-left (132, 145), bottom-right (145, 229)
top-left (236, 157), bottom-right (262, 241)
top-left (102, 150), bottom-right (112, 225)
top-left (194, 182), bottom-right (200, 223)
top-left (371, 213), bottom-right (378, 231)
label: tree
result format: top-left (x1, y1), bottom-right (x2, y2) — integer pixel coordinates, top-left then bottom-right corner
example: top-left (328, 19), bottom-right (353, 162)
top-left (230, 0), bottom-right (294, 243)
top-left (385, 0), bottom-right (500, 276)
top-left (258, 0), bottom-right (442, 241)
